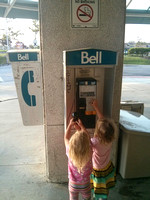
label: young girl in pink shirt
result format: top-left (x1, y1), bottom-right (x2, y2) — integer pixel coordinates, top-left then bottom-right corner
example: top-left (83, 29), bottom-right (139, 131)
top-left (64, 118), bottom-right (93, 200)
top-left (90, 99), bottom-right (117, 200)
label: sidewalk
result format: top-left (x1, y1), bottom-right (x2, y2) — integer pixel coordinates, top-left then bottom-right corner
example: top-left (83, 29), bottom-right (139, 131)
top-left (0, 99), bottom-right (69, 200)
top-left (0, 74), bottom-right (150, 199)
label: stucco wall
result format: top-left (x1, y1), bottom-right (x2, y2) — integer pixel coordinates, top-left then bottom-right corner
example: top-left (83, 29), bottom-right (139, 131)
top-left (40, 0), bottom-right (126, 182)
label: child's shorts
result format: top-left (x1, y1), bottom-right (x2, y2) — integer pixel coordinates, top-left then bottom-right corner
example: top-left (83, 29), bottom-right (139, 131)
top-left (90, 161), bottom-right (116, 200)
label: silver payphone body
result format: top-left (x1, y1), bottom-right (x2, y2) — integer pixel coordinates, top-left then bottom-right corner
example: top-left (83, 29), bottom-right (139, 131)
top-left (63, 48), bottom-right (118, 131)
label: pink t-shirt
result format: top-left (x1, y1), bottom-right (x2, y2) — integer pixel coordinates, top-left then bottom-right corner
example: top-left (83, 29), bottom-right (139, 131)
top-left (91, 137), bottom-right (112, 169)
top-left (66, 145), bottom-right (92, 183)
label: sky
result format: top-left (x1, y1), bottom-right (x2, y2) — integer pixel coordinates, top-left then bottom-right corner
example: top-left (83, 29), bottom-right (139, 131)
top-left (126, 0), bottom-right (150, 9)
top-left (125, 24), bottom-right (150, 43)
top-left (0, 0), bottom-right (150, 46)
top-left (0, 18), bottom-right (40, 47)
top-left (125, 0), bottom-right (150, 43)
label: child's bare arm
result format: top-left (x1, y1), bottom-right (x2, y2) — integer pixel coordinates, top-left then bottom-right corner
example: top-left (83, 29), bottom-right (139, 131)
top-left (64, 118), bottom-right (74, 146)
top-left (91, 99), bottom-right (104, 119)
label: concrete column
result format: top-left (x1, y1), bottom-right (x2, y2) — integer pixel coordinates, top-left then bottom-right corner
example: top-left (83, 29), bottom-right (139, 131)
top-left (39, 0), bottom-right (126, 182)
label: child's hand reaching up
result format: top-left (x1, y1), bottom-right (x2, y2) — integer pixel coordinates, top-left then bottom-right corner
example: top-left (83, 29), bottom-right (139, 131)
top-left (74, 120), bottom-right (81, 131)
top-left (90, 99), bottom-right (104, 119)
top-left (76, 119), bottom-right (85, 130)
top-left (90, 99), bottom-right (98, 109)
top-left (68, 118), bottom-right (75, 127)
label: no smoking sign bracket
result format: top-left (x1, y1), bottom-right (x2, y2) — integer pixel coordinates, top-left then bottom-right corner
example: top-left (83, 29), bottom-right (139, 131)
top-left (71, 0), bottom-right (99, 28)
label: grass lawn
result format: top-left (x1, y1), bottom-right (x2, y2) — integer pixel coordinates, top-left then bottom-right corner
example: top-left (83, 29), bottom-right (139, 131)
top-left (0, 53), bottom-right (7, 65)
top-left (124, 56), bottom-right (150, 65)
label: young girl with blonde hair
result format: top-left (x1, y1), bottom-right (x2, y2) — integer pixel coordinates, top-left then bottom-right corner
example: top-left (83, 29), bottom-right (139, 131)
top-left (64, 118), bottom-right (92, 200)
top-left (90, 100), bottom-right (117, 200)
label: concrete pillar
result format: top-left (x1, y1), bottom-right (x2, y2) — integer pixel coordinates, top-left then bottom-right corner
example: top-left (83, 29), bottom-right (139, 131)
top-left (39, 0), bottom-right (126, 182)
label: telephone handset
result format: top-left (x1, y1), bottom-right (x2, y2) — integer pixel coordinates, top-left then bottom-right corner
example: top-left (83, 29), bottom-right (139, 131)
top-left (21, 70), bottom-right (36, 106)
top-left (75, 78), bottom-right (97, 128)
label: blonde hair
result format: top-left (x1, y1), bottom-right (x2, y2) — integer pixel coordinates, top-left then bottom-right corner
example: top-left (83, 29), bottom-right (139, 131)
top-left (94, 118), bottom-right (116, 144)
top-left (69, 130), bottom-right (91, 172)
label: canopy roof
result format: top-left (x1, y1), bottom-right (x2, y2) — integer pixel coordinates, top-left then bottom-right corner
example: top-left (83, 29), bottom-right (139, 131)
top-left (126, 9), bottom-right (150, 24)
top-left (0, 0), bottom-right (150, 24)
top-left (0, 0), bottom-right (38, 19)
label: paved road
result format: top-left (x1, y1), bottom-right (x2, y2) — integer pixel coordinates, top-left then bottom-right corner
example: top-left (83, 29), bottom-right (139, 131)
top-left (0, 64), bottom-right (14, 82)
top-left (123, 64), bottom-right (150, 76)
top-left (1, 64), bottom-right (150, 80)
top-left (0, 64), bottom-right (17, 101)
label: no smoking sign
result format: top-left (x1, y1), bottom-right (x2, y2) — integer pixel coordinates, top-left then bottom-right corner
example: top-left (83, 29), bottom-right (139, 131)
top-left (77, 4), bottom-right (93, 23)
top-left (71, 0), bottom-right (99, 28)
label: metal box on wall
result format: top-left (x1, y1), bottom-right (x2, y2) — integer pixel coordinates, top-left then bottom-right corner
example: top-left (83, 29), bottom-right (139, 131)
top-left (118, 109), bottom-right (150, 179)
top-left (120, 101), bottom-right (144, 115)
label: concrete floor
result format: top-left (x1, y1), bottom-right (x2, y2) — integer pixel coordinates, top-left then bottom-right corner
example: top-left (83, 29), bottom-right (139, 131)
top-left (0, 74), bottom-right (150, 200)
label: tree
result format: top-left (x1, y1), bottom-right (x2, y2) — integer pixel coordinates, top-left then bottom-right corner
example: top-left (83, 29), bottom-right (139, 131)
top-left (29, 20), bottom-right (39, 47)
top-left (8, 27), bottom-right (23, 42)
top-left (136, 41), bottom-right (147, 48)
top-left (0, 26), bottom-right (23, 49)
top-left (0, 34), bottom-right (12, 49)
top-left (128, 47), bottom-right (150, 57)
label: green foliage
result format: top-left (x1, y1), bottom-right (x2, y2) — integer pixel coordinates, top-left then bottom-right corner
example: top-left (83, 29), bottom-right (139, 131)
top-left (124, 55), bottom-right (150, 65)
top-left (29, 20), bottom-right (39, 34)
top-left (136, 41), bottom-right (147, 47)
top-left (0, 53), bottom-right (7, 65)
top-left (29, 20), bottom-right (39, 47)
top-left (29, 45), bottom-right (40, 49)
top-left (0, 50), bottom-right (7, 53)
top-left (0, 28), bottom-right (23, 49)
top-left (8, 27), bottom-right (23, 41)
top-left (0, 34), bottom-right (12, 47)
top-left (128, 47), bottom-right (150, 57)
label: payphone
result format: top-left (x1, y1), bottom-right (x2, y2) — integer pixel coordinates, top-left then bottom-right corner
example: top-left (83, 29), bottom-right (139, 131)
top-left (7, 49), bottom-right (43, 126)
top-left (75, 78), bottom-right (97, 128)
top-left (63, 48), bottom-right (117, 131)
